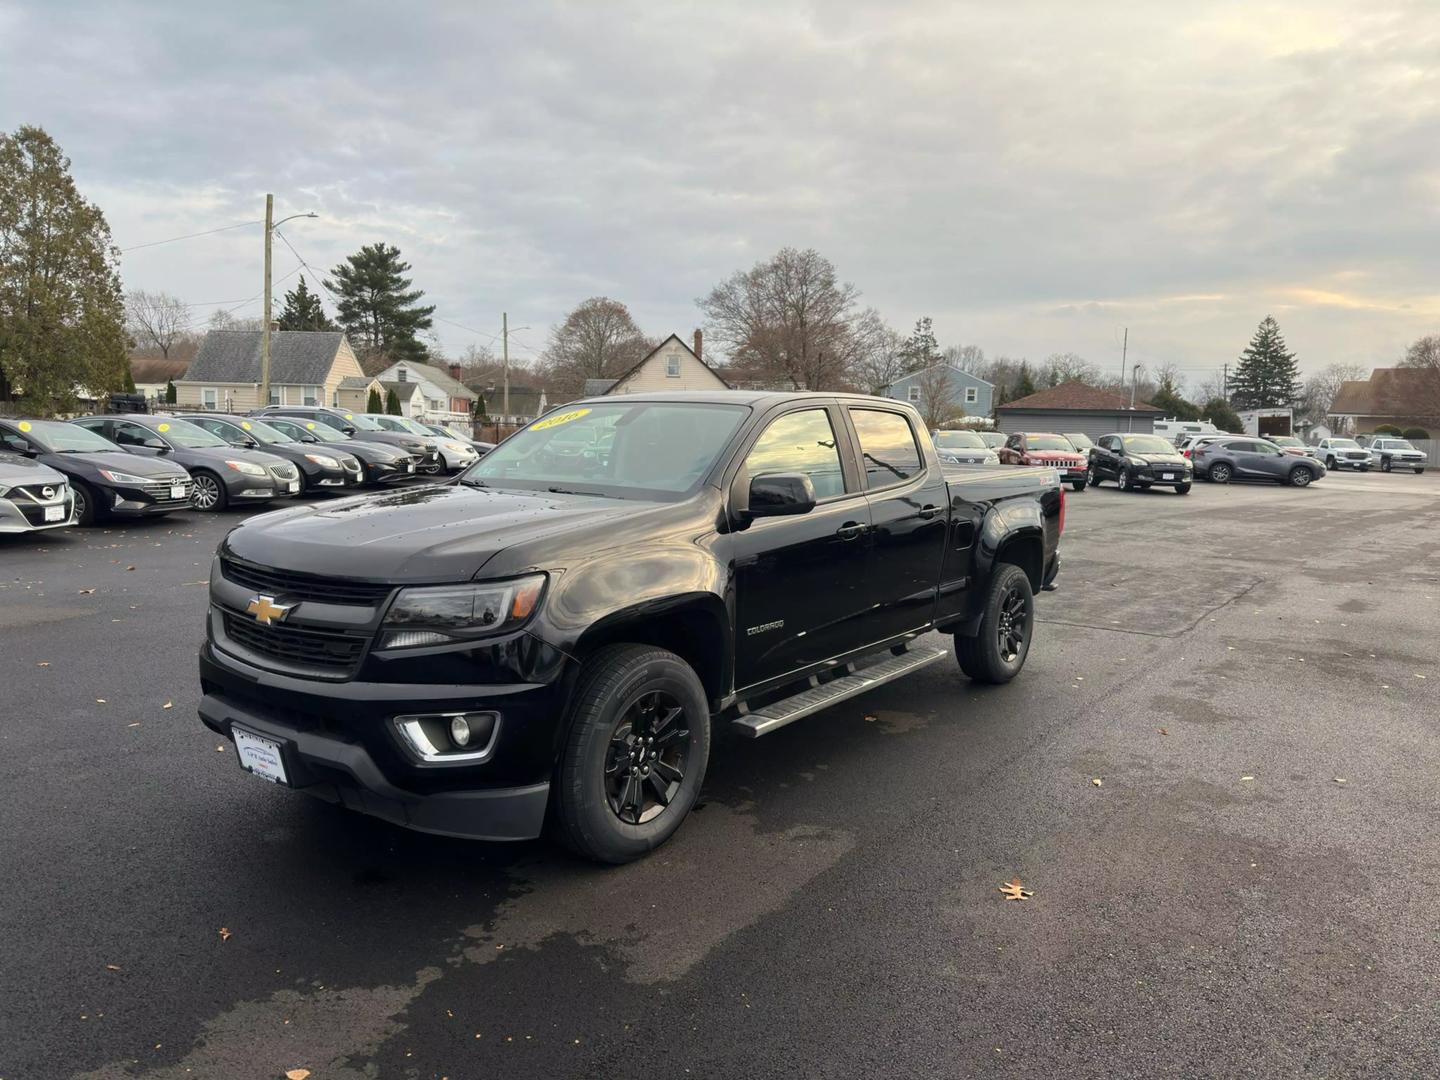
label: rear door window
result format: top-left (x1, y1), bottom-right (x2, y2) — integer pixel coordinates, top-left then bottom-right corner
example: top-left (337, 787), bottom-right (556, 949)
top-left (849, 409), bottom-right (923, 489)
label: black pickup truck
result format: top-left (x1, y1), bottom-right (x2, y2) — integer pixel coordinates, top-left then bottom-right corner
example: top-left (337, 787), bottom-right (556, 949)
top-left (198, 392), bottom-right (1063, 862)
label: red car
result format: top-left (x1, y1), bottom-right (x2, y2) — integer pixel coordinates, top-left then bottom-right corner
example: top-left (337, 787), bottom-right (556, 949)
top-left (999, 432), bottom-right (1089, 491)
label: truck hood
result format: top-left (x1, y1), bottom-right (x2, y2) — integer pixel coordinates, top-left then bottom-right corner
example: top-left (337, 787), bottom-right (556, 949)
top-left (223, 483), bottom-right (654, 582)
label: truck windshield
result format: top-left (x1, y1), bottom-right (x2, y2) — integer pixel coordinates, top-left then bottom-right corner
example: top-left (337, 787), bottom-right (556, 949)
top-left (463, 402), bottom-right (748, 497)
top-left (933, 431), bottom-right (986, 449)
top-left (1329, 439), bottom-right (1360, 448)
top-left (1386, 440), bottom-right (1417, 450)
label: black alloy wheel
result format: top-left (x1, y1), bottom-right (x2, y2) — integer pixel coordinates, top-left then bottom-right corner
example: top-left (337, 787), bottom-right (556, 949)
top-left (1086, 465), bottom-right (1099, 487)
top-left (996, 583), bottom-right (1028, 663)
top-left (605, 690), bottom-right (690, 825)
top-left (956, 563), bottom-right (1034, 684)
top-left (1210, 462), bottom-right (1233, 483)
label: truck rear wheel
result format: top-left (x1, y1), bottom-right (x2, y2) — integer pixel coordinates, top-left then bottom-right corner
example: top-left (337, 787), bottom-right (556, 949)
top-left (956, 563), bottom-right (1034, 685)
top-left (553, 644), bottom-right (710, 863)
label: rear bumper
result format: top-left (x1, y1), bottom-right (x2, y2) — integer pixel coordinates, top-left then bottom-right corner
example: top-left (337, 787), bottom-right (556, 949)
top-left (198, 690), bottom-right (551, 841)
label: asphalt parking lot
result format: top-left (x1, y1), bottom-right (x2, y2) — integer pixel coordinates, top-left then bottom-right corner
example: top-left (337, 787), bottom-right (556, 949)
top-left (3, 471), bottom-right (1438, 1080)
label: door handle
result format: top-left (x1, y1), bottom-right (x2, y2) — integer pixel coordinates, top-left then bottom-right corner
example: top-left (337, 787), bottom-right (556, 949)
top-left (918, 504), bottom-right (941, 519)
top-left (835, 521), bottom-right (867, 540)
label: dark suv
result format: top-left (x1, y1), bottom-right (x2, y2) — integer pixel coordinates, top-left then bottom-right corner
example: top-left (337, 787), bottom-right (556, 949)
top-left (1087, 433), bottom-right (1193, 494)
top-left (1191, 437), bottom-right (1325, 487)
top-left (254, 406), bottom-right (441, 473)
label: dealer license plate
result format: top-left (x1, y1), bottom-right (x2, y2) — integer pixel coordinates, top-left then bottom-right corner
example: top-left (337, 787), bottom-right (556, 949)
top-left (44, 505), bottom-right (65, 522)
top-left (406, 463), bottom-right (415, 473)
top-left (233, 726), bottom-right (288, 785)
top-left (170, 484), bottom-right (186, 500)
top-left (288, 481), bottom-right (300, 493)
top-left (1162, 472), bottom-right (1176, 480)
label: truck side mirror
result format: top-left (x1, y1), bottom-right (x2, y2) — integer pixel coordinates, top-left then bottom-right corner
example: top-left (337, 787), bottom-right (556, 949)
top-left (747, 472), bottom-right (816, 519)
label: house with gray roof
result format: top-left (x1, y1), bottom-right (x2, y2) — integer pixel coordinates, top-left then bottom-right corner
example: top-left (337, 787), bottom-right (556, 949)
top-left (173, 330), bottom-right (366, 413)
top-left (881, 365), bottom-right (994, 422)
top-left (370, 360), bottom-right (478, 426)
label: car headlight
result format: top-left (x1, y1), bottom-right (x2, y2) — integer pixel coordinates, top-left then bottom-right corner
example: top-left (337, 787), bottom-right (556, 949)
top-left (98, 468), bottom-right (162, 485)
top-left (444, 441), bottom-right (470, 454)
top-left (224, 459), bottom-right (268, 477)
top-left (379, 574), bottom-right (547, 649)
top-left (304, 453), bottom-right (340, 468)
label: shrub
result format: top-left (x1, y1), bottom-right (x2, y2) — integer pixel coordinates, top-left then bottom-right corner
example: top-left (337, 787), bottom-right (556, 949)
top-left (1373, 423), bottom-right (1403, 436)
top-left (1401, 427), bottom-right (1430, 440)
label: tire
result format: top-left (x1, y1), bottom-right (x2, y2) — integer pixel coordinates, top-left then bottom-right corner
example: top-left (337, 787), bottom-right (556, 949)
top-left (1070, 479), bottom-right (1085, 492)
top-left (553, 644), bottom-right (710, 864)
top-left (1118, 467), bottom-right (1133, 492)
top-left (1416, 468), bottom-right (1425, 475)
top-left (1325, 456), bottom-right (1336, 470)
top-left (1210, 462), bottom-right (1233, 484)
top-left (1381, 457), bottom-right (1392, 473)
top-left (1086, 466), bottom-right (1101, 487)
top-left (71, 480), bottom-right (97, 526)
top-left (190, 470), bottom-right (228, 512)
top-left (1176, 483), bottom-right (1191, 495)
top-left (1289, 466), bottom-right (1313, 488)
top-left (956, 563), bottom-right (1034, 685)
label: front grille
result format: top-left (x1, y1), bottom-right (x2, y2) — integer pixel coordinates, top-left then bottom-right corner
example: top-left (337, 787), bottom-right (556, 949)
top-left (221, 610), bottom-right (368, 674)
top-left (220, 555), bottom-right (394, 606)
top-left (268, 462), bottom-right (299, 481)
top-left (5, 482), bottom-right (67, 505)
top-left (140, 478), bottom-right (191, 506)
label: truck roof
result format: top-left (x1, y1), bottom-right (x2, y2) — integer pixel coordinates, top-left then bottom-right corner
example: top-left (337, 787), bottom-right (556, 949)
top-left (554, 389), bottom-right (907, 409)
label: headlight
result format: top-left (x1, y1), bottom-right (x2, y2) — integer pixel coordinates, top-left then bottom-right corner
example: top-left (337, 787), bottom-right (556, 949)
top-left (224, 459), bottom-right (268, 477)
top-left (304, 453), bottom-right (340, 468)
top-left (379, 574), bottom-right (546, 649)
top-left (444, 441), bottom-right (470, 454)
top-left (98, 468), bottom-right (161, 484)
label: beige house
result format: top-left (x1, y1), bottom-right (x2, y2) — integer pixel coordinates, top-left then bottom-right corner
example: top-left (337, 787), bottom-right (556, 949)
top-left (583, 332), bottom-right (729, 397)
top-left (378, 380), bottom-right (425, 416)
top-left (174, 330), bottom-right (366, 413)
top-left (335, 375), bottom-right (383, 412)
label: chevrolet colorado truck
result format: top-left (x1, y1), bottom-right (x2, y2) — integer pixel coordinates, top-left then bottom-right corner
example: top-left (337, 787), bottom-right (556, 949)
top-left (198, 392), bottom-right (1063, 863)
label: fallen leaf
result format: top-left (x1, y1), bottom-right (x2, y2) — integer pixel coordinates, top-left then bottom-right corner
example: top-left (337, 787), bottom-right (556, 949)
top-left (1241, 776), bottom-right (1255, 782)
top-left (105, 964), bottom-right (122, 971)
top-left (162, 701), bottom-right (173, 710)
top-left (285, 1071), bottom-right (311, 1080)
top-left (218, 927), bottom-right (232, 941)
top-left (78, 588), bottom-right (96, 595)
top-left (1415, 674), bottom-right (1427, 680)
top-left (1158, 728), bottom-right (1169, 736)
top-left (215, 744), bottom-right (226, 752)
top-left (127, 722), bottom-right (141, 728)
top-left (1091, 778), bottom-right (1103, 787)
top-left (125, 565), bottom-right (136, 571)
top-left (1334, 778), bottom-right (1348, 784)
top-left (36, 662), bottom-right (50, 667)
top-left (998, 878), bottom-right (1033, 901)
top-left (863, 714), bottom-right (877, 722)
top-left (96, 699), bottom-right (106, 704)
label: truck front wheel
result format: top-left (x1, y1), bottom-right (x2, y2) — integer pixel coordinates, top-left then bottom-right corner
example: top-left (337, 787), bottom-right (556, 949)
top-left (553, 644), bottom-right (710, 863)
top-left (956, 563), bottom-right (1034, 685)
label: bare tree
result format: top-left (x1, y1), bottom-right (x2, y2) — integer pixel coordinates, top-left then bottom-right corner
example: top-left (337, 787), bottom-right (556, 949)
top-left (1040, 351), bottom-right (1101, 387)
top-left (1299, 362), bottom-right (1368, 423)
top-left (943, 344), bottom-right (986, 374)
top-left (850, 308), bottom-right (908, 393)
top-left (208, 309), bottom-right (264, 332)
top-left (915, 363), bottom-right (957, 428)
top-left (1194, 371), bottom-right (1228, 403)
top-left (697, 247), bottom-right (861, 390)
top-left (1401, 336), bottom-right (1440, 416)
top-left (126, 290), bottom-right (190, 359)
top-left (539, 297), bottom-right (650, 395)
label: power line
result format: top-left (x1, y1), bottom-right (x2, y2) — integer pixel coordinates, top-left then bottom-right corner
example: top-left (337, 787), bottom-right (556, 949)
top-left (120, 219), bottom-right (263, 254)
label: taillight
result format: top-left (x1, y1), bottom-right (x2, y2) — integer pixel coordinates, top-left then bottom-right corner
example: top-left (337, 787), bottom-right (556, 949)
top-left (1183, 448), bottom-right (1191, 458)
top-left (1058, 484), bottom-right (1067, 535)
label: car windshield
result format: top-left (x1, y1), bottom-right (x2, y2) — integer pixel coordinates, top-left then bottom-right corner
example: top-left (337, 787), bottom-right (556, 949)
top-left (14, 420), bottom-right (116, 453)
top-left (1063, 434), bottom-right (1093, 449)
top-left (333, 412), bottom-right (381, 431)
top-left (1271, 436), bottom-right (1302, 447)
top-left (1026, 435), bottom-right (1074, 451)
top-left (377, 415), bottom-right (432, 435)
top-left (1329, 438), bottom-right (1360, 448)
top-left (463, 402), bottom-right (748, 498)
top-left (232, 419), bottom-right (294, 444)
top-left (277, 418), bottom-right (346, 442)
top-left (153, 419), bottom-right (227, 448)
top-left (1121, 436), bottom-right (1176, 454)
top-left (933, 431), bottom-right (986, 449)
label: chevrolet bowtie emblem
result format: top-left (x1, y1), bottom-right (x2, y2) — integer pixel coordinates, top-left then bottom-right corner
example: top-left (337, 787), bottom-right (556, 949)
top-left (246, 595), bottom-right (292, 625)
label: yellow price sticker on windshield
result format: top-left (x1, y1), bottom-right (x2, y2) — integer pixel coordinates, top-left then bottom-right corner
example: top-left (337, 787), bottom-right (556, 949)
top-left (18, 421), bottom-right (32, 432)
top-left (157, 423), bottom-right (170, 433)
top-left (532, 408), bottom-right (591, 431)
top-left (344, 414), bottom-right (354, 420)
top-left (306, 422), bottom-right (317, 430)
top-left (241, 421), bottom-right (253, 430)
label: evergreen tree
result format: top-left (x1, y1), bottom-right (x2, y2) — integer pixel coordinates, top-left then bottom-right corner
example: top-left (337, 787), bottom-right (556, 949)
top-left (473, 394), bottom-right (487, 420)
top-left (123, 362), bottom-right (136, 393)
top-left (325, 243), bottom-right (435, 362)
top-left (277, 275), bottom-right (334, 331)
top-left (900, 316), bottom-right (941, 372)
top-left (1231, 316), bottom-right (1301, 408)
top-left (385, 387), bottom-right (402, 415)
top-left (1149, 373), bottom-right (1200, 420)
top-left (164, 380), bottom-right (177, 404)
top-left (1203, 397), bottom-right (1244, 433)
top-left (366, 387), bottom-right (382, 413)
top-left (1012, 361), bottom-right (1037, 400)
top-left (0, 126), bottom-right (128, 409)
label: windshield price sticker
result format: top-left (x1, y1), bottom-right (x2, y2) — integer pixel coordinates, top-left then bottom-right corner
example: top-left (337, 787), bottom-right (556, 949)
top-left (157, 423), bottom-right (170, 432)
top-left (241, 421), bottom-right (252, 430)
top-left (18, 421), bottom-right (31, 432)
top-left (306, 422), bottom-right (317, 430)
top-left (532, 408), bottom-right (591, 431)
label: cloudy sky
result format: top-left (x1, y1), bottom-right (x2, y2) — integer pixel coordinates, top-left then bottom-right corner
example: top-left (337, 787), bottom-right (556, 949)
top-left (4, 0), bottom-right (1438, 385)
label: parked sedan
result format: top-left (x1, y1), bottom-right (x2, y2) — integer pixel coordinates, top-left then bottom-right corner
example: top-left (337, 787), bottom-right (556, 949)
top-left (367, 414), bottom-right (478, 472)
top-left (254, 406), bottom-right (443, 473)
top-left (1357, 435), bottom-right (1427, 474)
top-left (179, 414), bottom-right (361, 492)
top-left (1268, 435), bottom-right (1310, 457)
top-left (71, 414), bottom-right (302, 512)
top-left (1087, 433), bottom-right (1193, 494)
top-left (931, 430), bottom-right (1000, 465)
top-left (998, 432), bottom-right (1088, 490)
top-left (417, 421), bottom-right (494, 458)
top-left (258, 415), bottom-right (419, 486)
top-left (1311, 437), bottom-right (1372, 471)
top-left (0, 452), bottom-right (74, 534)
top-left (1191, 437), bottom-right (1325, 487)
top-left (0, 418), bottom-right (191, 525)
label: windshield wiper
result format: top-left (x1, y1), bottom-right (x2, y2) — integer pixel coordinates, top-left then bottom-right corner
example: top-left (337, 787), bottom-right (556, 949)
top-left (546, 486), bottom-right (613, 498)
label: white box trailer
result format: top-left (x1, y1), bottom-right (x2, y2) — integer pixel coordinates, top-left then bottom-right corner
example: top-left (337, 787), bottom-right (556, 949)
top-left (1237, 408), bottom-right (1293, 438)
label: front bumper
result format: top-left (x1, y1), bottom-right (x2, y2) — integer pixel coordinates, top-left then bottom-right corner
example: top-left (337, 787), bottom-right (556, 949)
top-left (0, 487), bottom-right (75, 533)
top-left (106, 478), bottom-right (192, 516)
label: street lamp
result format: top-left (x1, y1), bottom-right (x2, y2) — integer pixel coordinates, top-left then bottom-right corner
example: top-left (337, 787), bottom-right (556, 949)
top-left (501, 314), bottom-right (530, 423)
top-left (259, 194), bottom-right (319, 407)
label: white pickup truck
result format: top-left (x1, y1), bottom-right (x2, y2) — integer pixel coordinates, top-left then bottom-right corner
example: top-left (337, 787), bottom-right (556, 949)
top-left (1356, 435), bottom-right (1427, 474)
top-left (1309, 437), bottom-right (1372, 472)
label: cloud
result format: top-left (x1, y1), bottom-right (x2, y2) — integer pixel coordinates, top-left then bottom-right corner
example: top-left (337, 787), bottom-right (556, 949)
top-left (3, 0), bottom-right (1438, 384)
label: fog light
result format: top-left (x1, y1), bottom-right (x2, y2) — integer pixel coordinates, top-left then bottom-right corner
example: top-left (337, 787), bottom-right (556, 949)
top-left (450, 715), bottom-right (472, 747)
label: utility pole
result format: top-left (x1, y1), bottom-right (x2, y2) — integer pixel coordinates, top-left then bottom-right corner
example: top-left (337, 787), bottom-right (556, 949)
top-left (1120, 326), bottom-right (1128, 389)
top-left (502, 311), bottom-right (510, 424)
top-left (260, 193), bottom-right (274, 407)
top-left (1222, 363), bottom-right (1230, 402)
